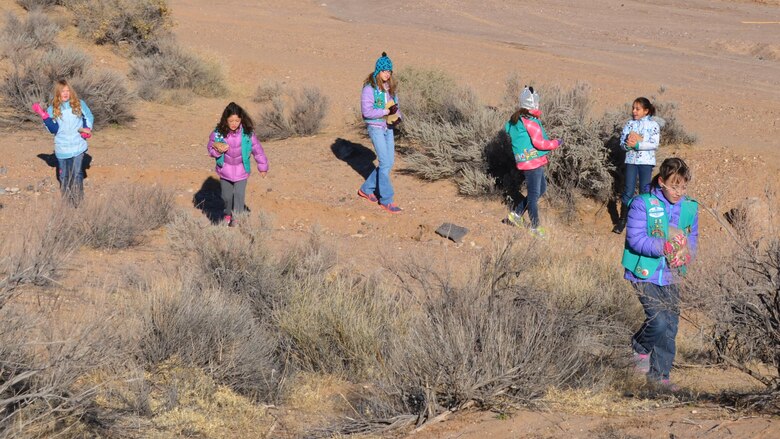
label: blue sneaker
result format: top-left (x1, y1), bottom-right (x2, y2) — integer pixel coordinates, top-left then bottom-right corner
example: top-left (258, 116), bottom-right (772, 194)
top-left (357, 189), bottom-right (378, 203)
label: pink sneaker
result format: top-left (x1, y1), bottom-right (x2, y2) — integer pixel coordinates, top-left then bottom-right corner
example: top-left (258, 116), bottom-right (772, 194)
top-left (357, 189), bottom-right (378, 203)
top-left (633, 352), bottom-right (650, 374)
top-left (223, 214), bottom-right (232, 226)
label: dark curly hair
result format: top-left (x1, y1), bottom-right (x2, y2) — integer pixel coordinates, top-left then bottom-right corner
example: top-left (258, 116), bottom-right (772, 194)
top-left (216, 102), bottom-right (254, 137)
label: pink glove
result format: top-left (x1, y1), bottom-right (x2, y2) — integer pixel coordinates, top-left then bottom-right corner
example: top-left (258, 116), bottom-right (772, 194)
top-left (32, 102), bottom-right (49, 120)
top-left (79, 128), bottom-right (92, 139)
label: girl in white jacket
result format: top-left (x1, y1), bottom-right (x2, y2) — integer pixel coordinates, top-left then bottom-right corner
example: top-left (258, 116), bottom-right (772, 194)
top-left (613, 97), bottom-right (660, 234)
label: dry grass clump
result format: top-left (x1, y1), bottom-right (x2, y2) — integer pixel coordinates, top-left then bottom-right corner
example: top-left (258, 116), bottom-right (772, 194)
top-left (136, 282), bottom-right (281, 400)
top-left (68, 0), bottom-right (172, 54)
top-left (256, 86), bottom-right (330, 140)
top-left (130, 39), bottom-right (226, 101)
top-left (80, 184), bottom-right (174, 249)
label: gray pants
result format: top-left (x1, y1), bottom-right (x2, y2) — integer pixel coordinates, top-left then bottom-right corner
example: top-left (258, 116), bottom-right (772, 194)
top-left (220, 178), bottom-right (247, 216)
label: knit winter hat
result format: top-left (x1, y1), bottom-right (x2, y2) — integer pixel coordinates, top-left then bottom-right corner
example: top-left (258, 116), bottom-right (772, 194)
top-left (519, 85), bottom-right (540, 110)
top-left (374, 52), bottom-right (393, 77)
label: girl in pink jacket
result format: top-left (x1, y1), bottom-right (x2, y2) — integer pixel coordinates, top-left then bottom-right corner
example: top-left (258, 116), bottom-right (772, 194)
top-left (207, 102), bottom-right (268, 226)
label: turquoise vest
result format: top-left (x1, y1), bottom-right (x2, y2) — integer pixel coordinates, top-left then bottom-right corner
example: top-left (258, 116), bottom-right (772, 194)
top-left (364, 87), bottom-right (389, 124)
top-left (621, 193), bottom-right (697, 279)
top-left (215, 128), bottom-right (253, 173)
top-left (505, 116), bottom-right (551, 165)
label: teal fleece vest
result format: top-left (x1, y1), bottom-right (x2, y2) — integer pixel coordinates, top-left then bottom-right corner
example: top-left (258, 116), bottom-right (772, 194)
top-left (505, 116), bottom-right (551, 165)
top-left (215, 128), bottom-right (253, 173)
top-left (621, 193), bottom-right (698, 279)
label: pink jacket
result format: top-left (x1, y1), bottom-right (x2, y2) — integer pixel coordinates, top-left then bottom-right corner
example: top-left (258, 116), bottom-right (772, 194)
top-left (207, 128), bottom-right (268, 182)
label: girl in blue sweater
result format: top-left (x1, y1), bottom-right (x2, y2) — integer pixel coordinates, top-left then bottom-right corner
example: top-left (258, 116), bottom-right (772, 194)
top-left (32, 79), bottom-right (94, 206)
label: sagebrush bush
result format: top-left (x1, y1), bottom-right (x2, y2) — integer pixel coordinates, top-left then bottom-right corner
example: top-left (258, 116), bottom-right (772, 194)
top-left (71, 68), bottom-right (136, 127)
top-left (130, 39), bottom-right (226, 100)
top-left (68, 0), bottom-right (171, 54)
top-left (16, 0), bottom-right (61, 9)
top-left (136, 282), bottom-right (281, 400)
top-left (686, 194), bottom-right (780, 403)
top-left (253, 80), bottom-right (283, 103)
top-left (325, 240), bottom-right (627, 433)
top-left (0, 304), bottom-right (122, 438)
top-left (80, 184), bottom-right (173, 249)
top-left (0, 201), bottom-right (83, 300)
top-left (540, 82), bottom-right (614, 206)
top-left (256, 86), bottom-right (330, 140)
top-left (396, 67), bottom-right (507, 196)
top-left (167, 213), bottom-right (281, 319)
top-left (0, 10), bottom-right (60, 58)
top-left (1, 47), bottom-right (132, 126)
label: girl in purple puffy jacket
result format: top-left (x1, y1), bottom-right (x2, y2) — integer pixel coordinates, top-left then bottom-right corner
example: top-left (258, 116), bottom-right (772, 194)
top-left (207, 102), bottom-right (268, 226)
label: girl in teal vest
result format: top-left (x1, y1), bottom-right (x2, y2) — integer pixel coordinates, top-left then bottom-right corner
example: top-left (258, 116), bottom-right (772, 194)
top-left (207, 102), bottom-right (269, 226)
top-left (622, 157), bottom-right (698, 391)
top-left (357, 52), bottom-right (403, 213)
top-left (504, 86), bottom-right (563, 237)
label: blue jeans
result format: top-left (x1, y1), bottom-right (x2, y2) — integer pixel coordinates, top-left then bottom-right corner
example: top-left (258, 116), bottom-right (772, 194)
top-left (360, 125), bottom-right (395, 205)
top-left (58, 152), bottom-right (84, 206)
top-left (621, 164), bottom-right (653, 206)
top-left (514, 166), bottom-right (547, 228)
top-left (631, 282), bottom-right (680, 381)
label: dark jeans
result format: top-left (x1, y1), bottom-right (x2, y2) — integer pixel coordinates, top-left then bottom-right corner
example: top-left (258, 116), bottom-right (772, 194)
top-left (621, 163), bottom-right (653, 207)
top-left (58, 152), bottom-right (84, 206)
top-left (220, 178), bottom-right (248, 216)
top-left (631, 282), bottom-right (680, 381)
top-left (514, 166), bottom-right (547, 228)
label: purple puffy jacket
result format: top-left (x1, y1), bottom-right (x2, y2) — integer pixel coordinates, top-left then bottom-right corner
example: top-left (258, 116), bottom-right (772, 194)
top-left (207, 127), bottom-right (268, 182)
top-left (624, 186), bottom-right (699, 286)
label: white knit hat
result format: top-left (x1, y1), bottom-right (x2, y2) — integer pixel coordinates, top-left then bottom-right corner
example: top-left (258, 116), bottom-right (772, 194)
top-left (519, 86), bottom-right (539, 110)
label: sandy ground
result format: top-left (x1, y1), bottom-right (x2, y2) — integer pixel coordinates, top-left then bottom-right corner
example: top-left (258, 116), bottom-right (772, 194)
top-left (2, 0), bottom-right (780, 437)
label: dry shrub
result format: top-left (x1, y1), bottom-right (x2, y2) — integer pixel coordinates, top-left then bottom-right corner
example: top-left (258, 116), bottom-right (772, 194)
top-left (80, 184), bottom-right (173, 249)
top-left (541, 82), bottom-right (614, 206)
top-left (279, 270), bottom-right (402, 381)
top-left (0, 304), bottom-right (122, 438)
top-left (0, 202), bottom-right (83, 301)
top-left (256, 86), bottom-right (330, 140)
top-left (686, 191), bottom-right (780, 409)
top-left (68, 0), bottom-right (171, 54)
top-left (16, 0), bottom-right (62, 10)
top-left (130, 39), bottom-right (226, 100)
top-left (136, 282), bottom-right (281, 400)
top-left (317, 240), bottom-right (628, 434)
top-left (167, 213), bottom-right (281, 318)
top-left (71, 68), bottom-right (135, 127)
top-left (0, 47), bottom-right (132, 127)
top-left (396, 67), bottom-right (507, 196)
top-left (253, 80), bottom-right (283, 103)
top-left (0, 10), bottom-right (60, 57)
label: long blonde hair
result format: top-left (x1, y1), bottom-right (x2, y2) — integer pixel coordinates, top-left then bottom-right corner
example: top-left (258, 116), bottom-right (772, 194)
top-left (51, 79), bottom-right (82, 120)
top-left (363, 72), bottom-right (397, 96)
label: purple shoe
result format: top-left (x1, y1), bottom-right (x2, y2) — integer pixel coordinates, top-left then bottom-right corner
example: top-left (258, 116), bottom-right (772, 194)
top-left (357, 189), bottom-right (378, 203)
top-left (380, 202), bottom-right (403, 214)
